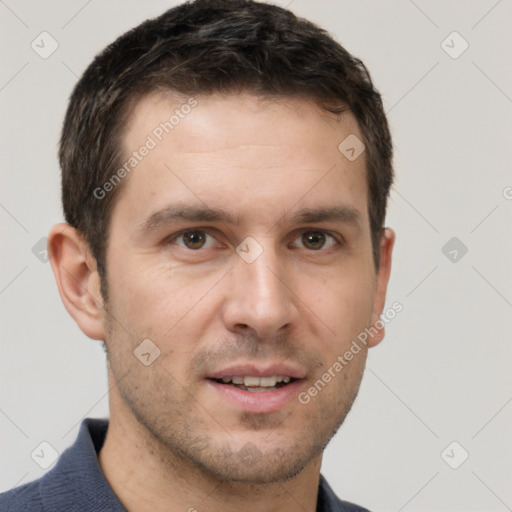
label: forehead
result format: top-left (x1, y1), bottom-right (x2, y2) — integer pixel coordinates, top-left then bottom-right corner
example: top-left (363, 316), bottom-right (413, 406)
top-left (123, 91), bottom-right (363, 158)
top-left (113, 91), bottom-right (368, 230)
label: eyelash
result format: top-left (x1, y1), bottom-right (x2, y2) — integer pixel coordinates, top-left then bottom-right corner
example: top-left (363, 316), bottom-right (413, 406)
top-left (165, 228), bottom-right (343, 252)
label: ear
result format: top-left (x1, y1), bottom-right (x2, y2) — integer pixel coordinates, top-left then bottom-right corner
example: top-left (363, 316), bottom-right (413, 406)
top-left (367, 227), bottom-right (396, 348)
top-left (48, 223), bottom-right (106, 340)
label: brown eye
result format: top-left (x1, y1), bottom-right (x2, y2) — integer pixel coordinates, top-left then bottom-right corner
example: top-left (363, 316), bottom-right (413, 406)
top-left (174, 230), bottom-right (215, 250)
top-left (183, 231), bottom-right (206, 249)
top-left (294, 231), bottom-right (338, 251)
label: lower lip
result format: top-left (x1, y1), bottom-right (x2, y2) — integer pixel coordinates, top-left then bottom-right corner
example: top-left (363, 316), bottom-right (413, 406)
top-left (206, 379), bottom-right (305, 413)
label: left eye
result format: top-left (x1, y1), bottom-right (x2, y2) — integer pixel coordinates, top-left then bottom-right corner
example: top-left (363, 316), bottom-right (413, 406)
top-left (292, 231), bottom-right (338, 251)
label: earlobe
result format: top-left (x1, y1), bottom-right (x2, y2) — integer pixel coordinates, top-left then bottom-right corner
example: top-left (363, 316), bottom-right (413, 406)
top-left (367, 227), bottom-right (396, 348)
top-left (48, 223), bottom-right (106, 340)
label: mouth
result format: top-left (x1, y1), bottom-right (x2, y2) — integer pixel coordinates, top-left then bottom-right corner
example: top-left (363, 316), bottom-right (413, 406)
top-left (208, 375), bottom-right (299, 392)
top-left (205, 365), bottom-right (306, 413)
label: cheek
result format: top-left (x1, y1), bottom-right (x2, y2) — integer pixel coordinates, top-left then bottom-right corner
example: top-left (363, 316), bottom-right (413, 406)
top-left (108, 259), bottom-right (219, 342)
top-left (307, 270), bottom-right (375, 342)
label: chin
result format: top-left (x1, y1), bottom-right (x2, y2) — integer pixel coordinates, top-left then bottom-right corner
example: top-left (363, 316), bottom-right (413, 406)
top-left (185, 436), bottom-right (324, 486)
top-left (203, 453), bottom-right (309, 485)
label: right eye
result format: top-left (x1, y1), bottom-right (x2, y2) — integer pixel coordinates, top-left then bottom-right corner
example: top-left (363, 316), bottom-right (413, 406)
top-left (166, 229), bottom-right (219, 251)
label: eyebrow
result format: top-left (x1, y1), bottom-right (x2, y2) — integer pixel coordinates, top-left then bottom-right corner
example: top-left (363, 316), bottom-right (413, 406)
top-left (138, 203), bottom-right (362, 232)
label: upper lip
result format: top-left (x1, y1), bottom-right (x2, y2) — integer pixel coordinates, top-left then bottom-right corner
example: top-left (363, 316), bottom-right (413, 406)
top-left (207, 363), bottom-right (307, 380)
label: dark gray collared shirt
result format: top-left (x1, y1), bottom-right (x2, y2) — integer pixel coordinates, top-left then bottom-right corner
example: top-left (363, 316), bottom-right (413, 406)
top-left (0, 418), bottom-right (371, 512)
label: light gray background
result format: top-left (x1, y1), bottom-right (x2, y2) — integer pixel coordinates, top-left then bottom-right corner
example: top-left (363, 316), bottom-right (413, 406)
top-left (1, 1), bottom-right (511, 511)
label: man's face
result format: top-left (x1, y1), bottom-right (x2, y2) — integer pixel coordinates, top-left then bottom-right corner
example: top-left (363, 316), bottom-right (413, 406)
top-left (102, 92), bottom-right (387, 483)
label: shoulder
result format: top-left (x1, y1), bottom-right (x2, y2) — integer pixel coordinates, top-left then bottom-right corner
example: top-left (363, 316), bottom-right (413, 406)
top-left (0, 479), bottom-right (44, 512)
top-left (0, 418), bottom-right (112, 512)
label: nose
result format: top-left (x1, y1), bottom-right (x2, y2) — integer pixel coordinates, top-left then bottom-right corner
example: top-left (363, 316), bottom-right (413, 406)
top-left (221, 240), bottom-right (300, 340)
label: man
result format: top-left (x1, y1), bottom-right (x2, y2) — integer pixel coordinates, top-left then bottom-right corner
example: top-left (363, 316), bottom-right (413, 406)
top-left (0, 0), bottom-right (395, 510)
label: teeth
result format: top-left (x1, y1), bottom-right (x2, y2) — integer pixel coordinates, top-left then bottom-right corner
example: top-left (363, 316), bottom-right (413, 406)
top-left (259, 376), bottom-right (277, 387)
top-left (217, 376), bottom-right (292, 387)
top-left (244, 376), bottom-right (260, 387)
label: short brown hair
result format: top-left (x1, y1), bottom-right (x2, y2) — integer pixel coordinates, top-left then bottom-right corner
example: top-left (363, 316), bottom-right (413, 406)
top-left (59, 0), bottom-right (393, 292)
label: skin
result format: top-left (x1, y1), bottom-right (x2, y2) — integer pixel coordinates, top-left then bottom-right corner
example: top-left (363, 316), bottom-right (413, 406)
top-left (49, 92), bottom-right (395, 512)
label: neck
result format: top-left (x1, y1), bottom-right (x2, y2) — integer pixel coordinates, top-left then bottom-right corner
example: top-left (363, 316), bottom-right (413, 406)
top-left (98, 395), bottom-right (323, 512)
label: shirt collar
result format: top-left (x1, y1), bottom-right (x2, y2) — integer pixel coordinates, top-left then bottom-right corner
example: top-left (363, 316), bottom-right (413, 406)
top-left (40, 418), bottom-right (126, 511)
top-left (39, 418), bottom-right (363, 512)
